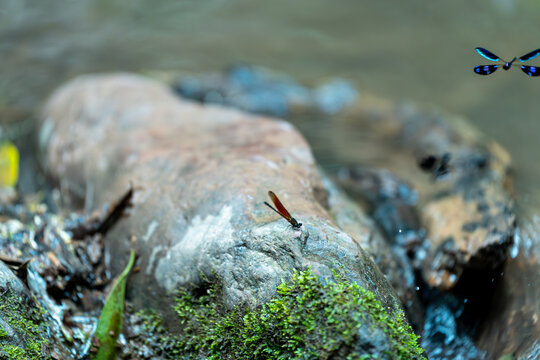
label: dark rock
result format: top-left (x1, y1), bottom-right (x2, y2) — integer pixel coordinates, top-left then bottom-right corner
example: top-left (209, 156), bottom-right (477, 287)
top-left (336, 167), bottom-right (422, 244)
top-left (476, 218), bottom-right (540, 359)
top-left (423, 302), bottom-right (457, 346)
top-left (420, 296), bottom-right (487, 360)
top-left (39, 73), bottom-right (416, 355)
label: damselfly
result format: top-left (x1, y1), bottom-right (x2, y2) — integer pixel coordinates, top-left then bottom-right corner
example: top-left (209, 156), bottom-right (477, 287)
top-left (474, 47), bottom-right (540, 76)
top-left (264, 191), bottom-right (302, 230)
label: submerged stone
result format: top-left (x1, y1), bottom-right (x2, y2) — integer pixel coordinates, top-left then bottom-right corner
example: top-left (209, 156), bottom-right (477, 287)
top-left (173, 65), bottom-right (356, 117)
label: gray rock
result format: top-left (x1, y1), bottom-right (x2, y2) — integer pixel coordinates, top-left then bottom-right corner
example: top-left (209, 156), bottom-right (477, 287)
top-left (0, 260), bottom-right (28, 349)
top-left (0, 260), bottom-right (26, 295)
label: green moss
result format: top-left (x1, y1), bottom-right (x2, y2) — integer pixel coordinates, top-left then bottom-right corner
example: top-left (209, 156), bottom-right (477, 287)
top-left (2, 345), bottom-right (26, 359)
top-left (0, 290), bottom-right (50, 360)
top-left (0, 325), bottom-right (7, 338)
top-left (171, 268), bottom-right (426, 360)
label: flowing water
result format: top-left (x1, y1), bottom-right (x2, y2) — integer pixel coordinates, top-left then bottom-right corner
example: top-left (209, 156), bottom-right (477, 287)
top-left (1, 0), bottom-right (539, 357)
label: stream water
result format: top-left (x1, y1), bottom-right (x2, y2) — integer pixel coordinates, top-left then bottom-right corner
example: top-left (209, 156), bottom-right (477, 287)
top-left (1, 0), bottom-right (540, 209)
top-left (1, 0), bottom-right (539, 358)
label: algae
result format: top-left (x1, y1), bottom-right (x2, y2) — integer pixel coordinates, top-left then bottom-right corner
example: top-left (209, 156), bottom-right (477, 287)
top-left (152, 268), bottom-right (426, 359)
top-left (0, 290), bottom-right (50, 360)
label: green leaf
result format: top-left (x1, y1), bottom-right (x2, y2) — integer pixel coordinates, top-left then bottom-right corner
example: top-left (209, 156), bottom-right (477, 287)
top-left (92, 249), bottom-right (135, 360)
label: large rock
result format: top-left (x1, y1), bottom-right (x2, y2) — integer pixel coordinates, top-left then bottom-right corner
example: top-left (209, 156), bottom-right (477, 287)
top-left (39, 74), bottom-right (405, 325)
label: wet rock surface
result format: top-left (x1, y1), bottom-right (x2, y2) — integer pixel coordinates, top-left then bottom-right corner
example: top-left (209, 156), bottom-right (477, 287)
top-left (327, 96), bottom-right (522, 358)
top-left (420, 298), bottom-right (487, 360)
top-left (0, 255), bottom-right (27, 296)
top-left (40, 73), bottom-right (415, 356)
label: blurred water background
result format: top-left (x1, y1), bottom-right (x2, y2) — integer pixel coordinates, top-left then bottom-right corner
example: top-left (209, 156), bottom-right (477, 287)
top-left (1, 0), bottom-right (539, 213)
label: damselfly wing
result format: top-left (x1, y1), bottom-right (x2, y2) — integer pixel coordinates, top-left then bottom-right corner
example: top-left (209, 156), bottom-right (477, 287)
top-left (520, 65), bottom-right (540, 77)
top-left (520, 49), bottom-right (540, 62)
top-left (474, 65), bottom-right (498, 75)
top-left (264, 191), bottom-right (302, 229)
top-left (476, 47), bottom-right (500, 62)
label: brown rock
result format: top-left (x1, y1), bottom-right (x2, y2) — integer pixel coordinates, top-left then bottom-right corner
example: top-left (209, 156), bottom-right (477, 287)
top-left (333, 94), bottom-right (515, 290)
top-left (39, 73), bottom-right (403, 322)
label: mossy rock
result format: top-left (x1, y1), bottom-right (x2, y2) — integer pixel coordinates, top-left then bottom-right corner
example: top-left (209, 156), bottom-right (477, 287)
top-left (0, 289), bottom-right (50, 360)
top-left (139, 269), bottom-right (425, 359)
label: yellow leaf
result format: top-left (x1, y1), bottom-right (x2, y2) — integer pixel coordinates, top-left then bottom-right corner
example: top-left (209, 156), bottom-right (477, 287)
top-left (0, 141), bottom-right (19, 187)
